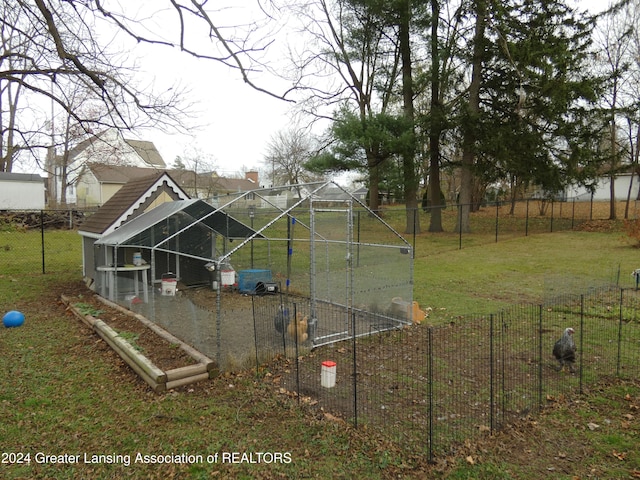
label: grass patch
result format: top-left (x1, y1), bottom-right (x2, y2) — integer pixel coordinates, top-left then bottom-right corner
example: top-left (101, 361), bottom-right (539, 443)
top-left (117, 331), bottom-right (143, 352)
top-left (1, 221), bottom-right (640, 478)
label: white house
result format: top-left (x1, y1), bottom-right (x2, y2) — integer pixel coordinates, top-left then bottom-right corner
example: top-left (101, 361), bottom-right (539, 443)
top-left (0, 172), bottom-right (46, 209)
top-left (48, 128), bottom-right (166, 206)
top-left (565, 172), bottom-right (640, 201)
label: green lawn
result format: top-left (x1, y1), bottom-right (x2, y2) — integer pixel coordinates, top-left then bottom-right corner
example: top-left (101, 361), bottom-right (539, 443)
top-left (1, 225), bottom-right (639, 478)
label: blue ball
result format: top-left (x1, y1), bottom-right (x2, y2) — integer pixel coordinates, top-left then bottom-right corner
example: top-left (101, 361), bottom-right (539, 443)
top-left (3, 310), bottom-right (25, 328)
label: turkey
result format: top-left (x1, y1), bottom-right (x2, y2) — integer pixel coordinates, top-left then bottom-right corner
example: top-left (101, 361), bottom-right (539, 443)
top-left (553, 327), bottom-right (576, 372)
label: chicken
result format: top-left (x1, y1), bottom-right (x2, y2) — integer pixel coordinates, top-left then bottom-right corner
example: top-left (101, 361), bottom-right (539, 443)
top-left (553, 327), bottom-right (576, 372)
top-left (287, 312), bottom-right (308, 343)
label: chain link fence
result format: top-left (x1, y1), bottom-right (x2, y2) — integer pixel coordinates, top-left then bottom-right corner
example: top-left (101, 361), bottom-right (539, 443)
top-left (3, 199), bottom-right (638, 276)
top-left (0, 209), bottom-right (91, 275)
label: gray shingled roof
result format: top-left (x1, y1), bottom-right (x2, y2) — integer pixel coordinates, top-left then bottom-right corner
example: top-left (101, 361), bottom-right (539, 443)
top-left (66, 130), bottom-right (166, 168)
top-left (0, 172), bottom-right (44, 182)
top-left (124, 139), bottom-right (166, 167)
top-left (88, 164), bottom-right (162, 184)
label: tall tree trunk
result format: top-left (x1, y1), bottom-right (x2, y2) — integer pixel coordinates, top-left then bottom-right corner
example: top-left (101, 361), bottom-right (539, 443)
top-left (368, 152), bottom-right (381, 214)
top-left (399, 0), bottom-right (420, 235)
top-left (457, 0), bottom-right (486, 234)
top-left (626, 121), bottom-right (640, 216)
top-left (58, 114), bottom-right (73, 206)
top-left (428, 0), bottom-right (444, 232)
top-left (1, 80), bottom-right (23, 172)
top-left (609, 118), bottom-right (617, 220)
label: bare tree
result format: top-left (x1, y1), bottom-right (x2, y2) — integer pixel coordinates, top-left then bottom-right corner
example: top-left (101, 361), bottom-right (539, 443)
top-left (172, 146), bottom-right (218, 198)
top-left (1, 1), bottom-right (292, 172)
top-left (264, 128), bottom-right (319, 195)
top-left (593, 0), bottom-right (635, 220)
top-left (279, 0), bottom-right (402, 214)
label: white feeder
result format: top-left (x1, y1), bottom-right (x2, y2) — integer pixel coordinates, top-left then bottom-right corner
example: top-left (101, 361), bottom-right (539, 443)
top-left (161, 273), bottom-right (177, 296)
top-left (321, 360), bottom-right (337, 388)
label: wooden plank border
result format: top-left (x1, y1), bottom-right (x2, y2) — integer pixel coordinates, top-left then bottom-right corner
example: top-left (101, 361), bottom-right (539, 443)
top-left (61, 294), bottom-right (218, 392)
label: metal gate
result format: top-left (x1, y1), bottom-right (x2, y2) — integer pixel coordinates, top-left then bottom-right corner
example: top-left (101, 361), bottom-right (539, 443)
top-left (309, 198), bottom-right (355, 346)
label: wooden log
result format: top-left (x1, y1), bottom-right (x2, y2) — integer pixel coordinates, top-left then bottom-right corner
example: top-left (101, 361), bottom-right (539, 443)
top-left (92, 322), bottom-right (165, 392)
top-left (94, 295), bottom-right (217, 370)
top-left (166, 372), bottom-right (210, 390)
top-left (61, 294), bottom-right (96, 328)
top-left (93, 319), bottom-right (167, 384)
top-left (61, 294), bottom-right (170, 393)
top-left (165, 363), bottom-right (209, 382)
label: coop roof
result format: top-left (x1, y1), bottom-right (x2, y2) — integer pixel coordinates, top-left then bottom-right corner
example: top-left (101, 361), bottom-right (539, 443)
top-left (95, 198), bottom-right (262, 250)
top-left (78, 170), bottom-right (189, 237)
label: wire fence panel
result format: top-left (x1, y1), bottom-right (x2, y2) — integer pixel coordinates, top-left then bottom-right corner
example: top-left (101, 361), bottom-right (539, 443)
top-left (254, 285), bottom-right (640, 462)
top-left (4, 206), bottom-right (640, 462)
top-left (0, 209), bottom-right (89, 275)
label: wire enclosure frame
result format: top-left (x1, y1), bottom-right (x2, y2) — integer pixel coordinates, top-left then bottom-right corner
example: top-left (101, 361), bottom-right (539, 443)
top-left (92, 181), bottom-right (414, 368)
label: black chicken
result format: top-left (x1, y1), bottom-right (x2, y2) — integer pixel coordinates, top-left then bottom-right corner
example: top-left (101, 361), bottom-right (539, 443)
top-left (553, 327), bottom-right (576, 372)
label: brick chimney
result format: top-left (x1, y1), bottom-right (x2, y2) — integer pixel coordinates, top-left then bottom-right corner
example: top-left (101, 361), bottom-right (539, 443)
top-left (245, 171), bottom-right (259, 184)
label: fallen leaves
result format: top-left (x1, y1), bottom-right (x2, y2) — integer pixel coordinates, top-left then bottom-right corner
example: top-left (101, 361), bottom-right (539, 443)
top-left (612, 451), bottom-right (627, 461)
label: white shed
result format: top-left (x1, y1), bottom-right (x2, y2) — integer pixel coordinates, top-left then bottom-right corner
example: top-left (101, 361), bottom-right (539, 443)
top-left (0, 172), bottom-right (45, 209)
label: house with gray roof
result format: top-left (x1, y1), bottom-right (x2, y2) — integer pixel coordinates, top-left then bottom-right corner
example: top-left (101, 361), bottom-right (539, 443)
top-left (48, 128), bottom-right (167, 207)
top-left (75, 164), bottom-right (166, 207)
top-left (0, 172), bottom-right (46, 209)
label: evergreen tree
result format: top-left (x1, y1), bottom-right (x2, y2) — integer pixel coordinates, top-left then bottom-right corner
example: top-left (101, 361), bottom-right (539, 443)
top-left (456, 0), bottom-right (604, 232)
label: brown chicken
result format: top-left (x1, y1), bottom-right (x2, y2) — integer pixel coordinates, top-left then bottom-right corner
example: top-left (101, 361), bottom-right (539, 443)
top-left (287, 313), bottom-right (308, 343)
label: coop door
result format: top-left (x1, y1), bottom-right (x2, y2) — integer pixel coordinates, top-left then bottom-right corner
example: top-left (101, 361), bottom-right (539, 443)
top-left (309, 203), bottom-right (355, 346)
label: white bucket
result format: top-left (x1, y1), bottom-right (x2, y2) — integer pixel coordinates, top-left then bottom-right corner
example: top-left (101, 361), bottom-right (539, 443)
top-left (221, 269), bottom-right (236, 286)
top-left (321, 360), bottom-right (337, 388)
top-left (161, 273), bottom-right (177, 296)
top-left (133, 252), bottom-right (142, 266)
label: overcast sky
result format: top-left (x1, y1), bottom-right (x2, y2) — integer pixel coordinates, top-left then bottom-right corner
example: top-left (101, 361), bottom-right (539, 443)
top-left (132, 0), bottom-right (607, 178)
top-left (127, 2), bottom-right (297, 178)
top-left (137, 51), bottom-right (293, 177)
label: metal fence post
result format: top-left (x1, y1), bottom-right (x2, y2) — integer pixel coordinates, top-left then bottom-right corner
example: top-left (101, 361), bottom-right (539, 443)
top-left (458, 204), bottom-right (462, 250)
top-left (40, 210), bottom-right (45, 274)
top-left (490, 313), bottom-right (495, 432)
top-left (579, 294), bottom-right (585, 394)
top-left (538, 305), bottom-right (543, 407)
top-left (352, 309), bottom-right (358, 428)
top-left (617, 289), bottom-right (624, 377)
top-left (427, 326), bottom-right (434, 464)
top-left (293, 303), bottom-right (301, 404)
top-left (252, 296), bottom-right (259, 378)
top-left (495, 202), bottom-right (499, 243)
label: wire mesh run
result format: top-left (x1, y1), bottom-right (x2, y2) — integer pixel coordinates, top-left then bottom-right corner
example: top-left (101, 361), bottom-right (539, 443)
top-left (256, 286), bottom-right (640, 462)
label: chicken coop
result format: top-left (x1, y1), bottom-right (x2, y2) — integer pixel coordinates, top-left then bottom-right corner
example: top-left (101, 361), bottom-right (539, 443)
top-left (92, 181), bottom-right (414, 370)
